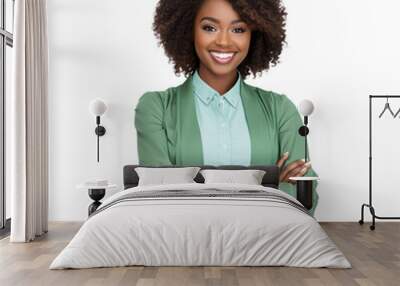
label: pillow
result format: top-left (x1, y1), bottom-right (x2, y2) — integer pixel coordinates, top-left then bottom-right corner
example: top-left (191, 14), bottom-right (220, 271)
top-left (135, 167), bottom-right (201, 186)
top-left (200, 169), bottom-right (266, 185)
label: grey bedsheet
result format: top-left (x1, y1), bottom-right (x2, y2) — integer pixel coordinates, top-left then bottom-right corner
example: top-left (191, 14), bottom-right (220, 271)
top-left (50, 183), bottom-right (351, 269)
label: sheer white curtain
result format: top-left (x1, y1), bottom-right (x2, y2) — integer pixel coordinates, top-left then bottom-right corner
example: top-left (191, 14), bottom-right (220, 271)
top-left (9, 0), bottom-right (48, 242)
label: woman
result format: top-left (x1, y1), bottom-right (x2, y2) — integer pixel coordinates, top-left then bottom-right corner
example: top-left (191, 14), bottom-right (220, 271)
top-left (135, 0), bottom-right (319, 214)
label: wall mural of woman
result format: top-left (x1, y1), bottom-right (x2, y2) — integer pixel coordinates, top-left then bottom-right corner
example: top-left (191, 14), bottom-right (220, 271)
top-left (134, 0), bottom-right (319, 215)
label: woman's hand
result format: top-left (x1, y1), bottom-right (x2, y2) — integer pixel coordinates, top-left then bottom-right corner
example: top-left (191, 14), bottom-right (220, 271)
top-left (276, 152), bottom-right (311, 184)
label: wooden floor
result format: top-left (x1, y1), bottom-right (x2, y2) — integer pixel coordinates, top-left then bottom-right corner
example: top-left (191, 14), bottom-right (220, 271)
top-left (0, 222), bottom-right (399, 286)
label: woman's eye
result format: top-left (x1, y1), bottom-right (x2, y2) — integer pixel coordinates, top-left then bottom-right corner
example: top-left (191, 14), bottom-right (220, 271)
top-left (233, 27), bottom-right (246, 33)
top-left (202, 25), bottom-right (216, 32)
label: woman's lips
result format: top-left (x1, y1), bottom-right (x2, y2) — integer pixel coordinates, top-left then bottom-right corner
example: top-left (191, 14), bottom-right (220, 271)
top-left (209, 51), bottom-right (236, 64)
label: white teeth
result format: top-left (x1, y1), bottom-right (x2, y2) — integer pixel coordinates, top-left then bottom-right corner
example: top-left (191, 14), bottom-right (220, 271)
top-left (210, 52), bottom-right (235, 59)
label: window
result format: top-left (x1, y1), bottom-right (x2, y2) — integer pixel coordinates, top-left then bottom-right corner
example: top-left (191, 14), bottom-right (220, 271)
top-left (0, 0), bottom-right (14, 234)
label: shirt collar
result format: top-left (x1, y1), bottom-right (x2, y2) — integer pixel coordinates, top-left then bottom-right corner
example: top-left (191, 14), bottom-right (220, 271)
top-left (192, 70), bottom-right (241, 108)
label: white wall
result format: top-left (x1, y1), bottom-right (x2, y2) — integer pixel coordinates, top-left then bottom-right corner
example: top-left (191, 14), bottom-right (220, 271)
top-left (48, 0), bottom-right (400, 221)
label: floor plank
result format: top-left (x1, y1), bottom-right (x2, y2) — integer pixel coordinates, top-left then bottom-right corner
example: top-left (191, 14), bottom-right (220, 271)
top-left (0, 222), bottom-right (399, 286)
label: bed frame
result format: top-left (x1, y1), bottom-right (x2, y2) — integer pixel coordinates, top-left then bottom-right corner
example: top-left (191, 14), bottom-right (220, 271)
top-left (123, 165), bottom-right (280, 190)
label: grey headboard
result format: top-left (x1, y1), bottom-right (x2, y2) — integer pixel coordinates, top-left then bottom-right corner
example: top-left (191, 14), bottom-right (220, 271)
top-left (123, 165), bottom-right (280, 190)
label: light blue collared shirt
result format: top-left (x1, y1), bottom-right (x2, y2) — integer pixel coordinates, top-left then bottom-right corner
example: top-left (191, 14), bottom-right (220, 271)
top-left (192, 70), bottom-right (251, 166)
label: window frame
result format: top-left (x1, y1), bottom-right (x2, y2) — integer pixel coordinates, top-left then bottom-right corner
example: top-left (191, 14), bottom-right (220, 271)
top-left (0, 0), bottom-right (14, 232)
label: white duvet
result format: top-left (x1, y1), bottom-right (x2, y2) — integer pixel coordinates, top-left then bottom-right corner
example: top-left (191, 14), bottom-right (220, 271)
top-left (50, 183), bottom-right (351, 269)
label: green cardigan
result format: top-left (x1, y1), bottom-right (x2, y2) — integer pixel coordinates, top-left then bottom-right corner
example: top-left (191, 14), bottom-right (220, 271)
top-left (134, 75), bottom-right (319, 214)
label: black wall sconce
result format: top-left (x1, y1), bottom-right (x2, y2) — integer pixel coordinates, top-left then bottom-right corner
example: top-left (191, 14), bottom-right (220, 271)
top-left (89, 99), bottom-right (107, 162)
top-left (298, 99), bottom-right (314, 163)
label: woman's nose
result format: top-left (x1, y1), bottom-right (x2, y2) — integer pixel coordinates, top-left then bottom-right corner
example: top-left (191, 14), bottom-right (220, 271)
top-left (215, 30), bottom-right (231, 46)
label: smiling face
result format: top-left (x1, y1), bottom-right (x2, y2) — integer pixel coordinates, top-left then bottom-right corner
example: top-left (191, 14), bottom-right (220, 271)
top-left (194, 0), bottom-right (252, 79)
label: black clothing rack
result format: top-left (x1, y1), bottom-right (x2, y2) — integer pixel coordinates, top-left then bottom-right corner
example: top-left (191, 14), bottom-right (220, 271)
top-left (359, 95), bottom-right (400, 230)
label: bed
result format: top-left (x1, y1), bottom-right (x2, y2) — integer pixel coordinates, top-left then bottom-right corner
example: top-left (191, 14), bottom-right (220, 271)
top-left (50, 165), bottom-right (350, 269)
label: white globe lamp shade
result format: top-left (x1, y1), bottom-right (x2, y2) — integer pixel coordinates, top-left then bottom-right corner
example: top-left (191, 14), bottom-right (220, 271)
top-left (89, 99), bottom-right (107, 116)
top-left (298, 99), bottom-right (314, 116)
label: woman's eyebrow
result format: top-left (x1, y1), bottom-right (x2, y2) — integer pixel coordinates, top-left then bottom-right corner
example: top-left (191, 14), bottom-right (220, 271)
top-left (200, 16), bottom-right (244, 24)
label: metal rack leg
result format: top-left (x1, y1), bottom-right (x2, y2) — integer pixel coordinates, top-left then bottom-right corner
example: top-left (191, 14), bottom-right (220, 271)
top-left (359, 204), bottom-right (366, 225)
top-left (359, 203), bottom-right (376, 230)
top-left (369, 206), bottom-right (376, 231)
top-left (359, 204), bottom-right (364, 224)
